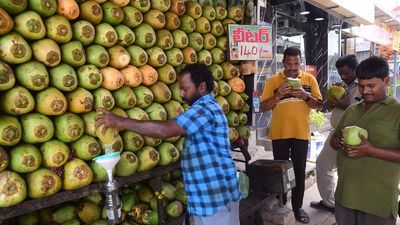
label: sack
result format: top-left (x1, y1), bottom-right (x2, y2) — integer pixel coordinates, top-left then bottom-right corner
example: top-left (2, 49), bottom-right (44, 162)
top-left (237, 171), bottom-right (249, 199)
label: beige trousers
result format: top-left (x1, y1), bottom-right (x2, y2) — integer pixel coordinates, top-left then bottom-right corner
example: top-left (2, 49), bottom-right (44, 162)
top-left (316, 130), bottom-right (337, 208)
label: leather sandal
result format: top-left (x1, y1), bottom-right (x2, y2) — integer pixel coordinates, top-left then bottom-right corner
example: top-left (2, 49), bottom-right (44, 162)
top-left (294, 208), bottom-right (310, 224)
top-left (310, 200), bottom-right (335, 213)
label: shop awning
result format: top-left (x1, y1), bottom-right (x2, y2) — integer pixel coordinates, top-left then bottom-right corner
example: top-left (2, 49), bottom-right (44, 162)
top-left (305, 0), bottom-right (375, 25)
top-left (347, 25), bottom-right (392, 46)
top-left (375, 4), bottom-right (400, 31)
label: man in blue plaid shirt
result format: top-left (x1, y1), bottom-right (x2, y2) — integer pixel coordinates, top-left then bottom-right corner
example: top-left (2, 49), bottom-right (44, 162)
top-left (96, 63), bottom-right (241, 225)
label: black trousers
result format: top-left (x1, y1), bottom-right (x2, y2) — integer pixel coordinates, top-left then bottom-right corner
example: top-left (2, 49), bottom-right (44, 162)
top-left (272, 138), bottom-right (309, 211)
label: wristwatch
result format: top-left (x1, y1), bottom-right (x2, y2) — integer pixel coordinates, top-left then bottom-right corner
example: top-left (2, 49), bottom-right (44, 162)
top-left (303, 94), bottom-right (311, 102)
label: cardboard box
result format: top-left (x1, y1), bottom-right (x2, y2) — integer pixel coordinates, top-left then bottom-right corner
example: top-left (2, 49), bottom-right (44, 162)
top-left (307, 134), bottom-right (326, 162)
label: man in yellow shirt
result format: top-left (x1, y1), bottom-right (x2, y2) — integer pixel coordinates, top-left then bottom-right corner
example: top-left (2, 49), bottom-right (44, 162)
top-left (260, 47), bottom-right (322, 224)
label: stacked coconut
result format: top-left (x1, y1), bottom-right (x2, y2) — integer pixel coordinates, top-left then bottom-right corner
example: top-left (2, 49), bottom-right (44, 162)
top-left (5, 170), bottom-right (186, 225)
top-left (0, 0), bottom-right (250, 209)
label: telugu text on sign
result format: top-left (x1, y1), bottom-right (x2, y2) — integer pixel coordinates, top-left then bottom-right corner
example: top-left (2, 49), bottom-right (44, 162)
top-left (228, 24), bottom-right (272, 60)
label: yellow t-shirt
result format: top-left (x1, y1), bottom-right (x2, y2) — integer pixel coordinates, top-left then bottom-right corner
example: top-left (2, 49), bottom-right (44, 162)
top-left (261, 71), bottom-right (322, 140)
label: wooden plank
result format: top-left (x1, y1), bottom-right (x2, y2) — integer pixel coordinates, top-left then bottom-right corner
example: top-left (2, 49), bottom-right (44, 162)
top-left (116, 162), bottom-right (180, 187)
top-left (0, 183), bottom-right (101, 222)
top-left (239, 192), bottom-right (278, 218)
top-left (0, 162), bottom-right (181, 222)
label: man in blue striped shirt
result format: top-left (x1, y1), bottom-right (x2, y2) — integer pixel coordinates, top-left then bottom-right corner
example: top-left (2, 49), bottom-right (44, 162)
top-left (95, 63), bottom-right (241, 225)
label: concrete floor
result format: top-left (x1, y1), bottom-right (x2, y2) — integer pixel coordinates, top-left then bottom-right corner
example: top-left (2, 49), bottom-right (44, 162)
top-left (294, 183), bottom-right (336, 225)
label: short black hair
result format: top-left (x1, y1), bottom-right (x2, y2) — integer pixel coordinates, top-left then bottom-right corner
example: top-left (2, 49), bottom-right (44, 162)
top-left (335, 54), bottom-right (358, 70)
top-left (355, 56), bottom-right (389, 80)
top-left (178, 63), bottom-right (214, 92)
top-left (283, 47), bottom-right (301, 61)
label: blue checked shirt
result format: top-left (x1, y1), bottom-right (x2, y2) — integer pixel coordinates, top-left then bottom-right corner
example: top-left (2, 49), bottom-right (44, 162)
top-left (175, 93), bottom-right (241, 216)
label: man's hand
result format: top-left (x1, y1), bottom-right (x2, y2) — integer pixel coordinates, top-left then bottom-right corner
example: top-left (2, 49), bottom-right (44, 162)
top-left (330, 132), bottom-right (345, 151)
top-left (344, 133), bottom-right (373, 158)
top-left (263, 83), bottom-right (292, 111)
top-left (95, 108), bottom-right (125, 134)
top-left (274, 83), bottom-right (292, 99)
top-left (333, 82), bottom-right (345, 88)
top-left (328, 100), bottom-right (336, 110)
top-left (290, 87), bottom-right (309, 100)
top-left (330, 94), bottom-right (350, 110)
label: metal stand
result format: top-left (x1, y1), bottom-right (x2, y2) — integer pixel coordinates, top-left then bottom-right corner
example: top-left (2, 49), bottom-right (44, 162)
top-left (230, 138), bottom-right (279, 221)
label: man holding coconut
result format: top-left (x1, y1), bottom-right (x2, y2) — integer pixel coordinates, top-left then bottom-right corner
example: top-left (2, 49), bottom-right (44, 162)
top-left (331, 56), bottom-right (400, 225)
top-left (310, 54), bottom-right (360, 213)
top-left (260, 47), bottom-right (322, 224)
top-left (95, 63), bottom-right (241, 225)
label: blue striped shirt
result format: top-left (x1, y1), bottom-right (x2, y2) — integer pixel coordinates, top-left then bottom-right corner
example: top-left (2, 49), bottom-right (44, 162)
top-left (175, 93), bottom-right (241, 216)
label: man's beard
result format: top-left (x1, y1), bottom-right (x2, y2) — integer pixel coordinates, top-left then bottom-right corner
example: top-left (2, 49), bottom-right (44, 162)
top-left (182, 92), bottom-right (203, 106)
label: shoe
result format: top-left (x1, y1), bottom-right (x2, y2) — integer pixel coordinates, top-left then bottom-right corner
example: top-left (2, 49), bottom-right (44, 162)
top-left (293, 208), bottom-right (310, 224)
top-left (310, 200), bottom-right (335, 213)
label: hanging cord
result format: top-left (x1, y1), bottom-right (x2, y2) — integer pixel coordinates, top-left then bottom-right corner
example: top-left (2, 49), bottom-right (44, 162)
top-left (241, 0), bottom-right (247, 25)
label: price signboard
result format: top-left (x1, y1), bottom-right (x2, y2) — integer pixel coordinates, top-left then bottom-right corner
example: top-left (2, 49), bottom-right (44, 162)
top-left (228, 24), bottom-right (272, 60)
